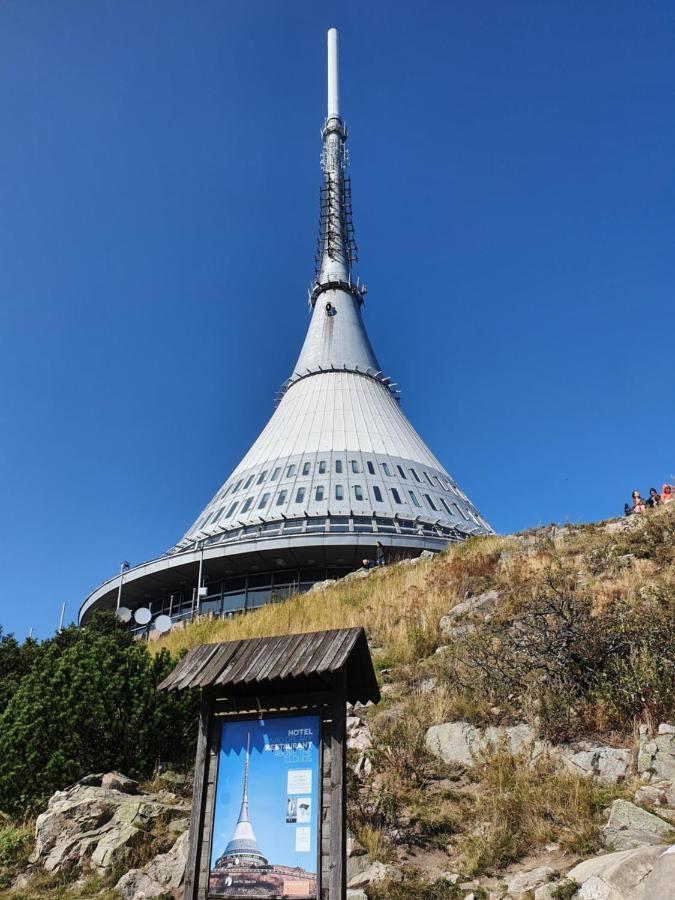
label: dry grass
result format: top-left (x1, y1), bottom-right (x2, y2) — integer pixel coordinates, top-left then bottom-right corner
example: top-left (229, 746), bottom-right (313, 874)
top-left (455, 746), bottom-right (629, 876)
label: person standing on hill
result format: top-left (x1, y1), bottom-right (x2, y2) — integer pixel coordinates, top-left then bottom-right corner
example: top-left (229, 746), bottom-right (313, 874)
top-left (376, 541), bottom-right (386, 566)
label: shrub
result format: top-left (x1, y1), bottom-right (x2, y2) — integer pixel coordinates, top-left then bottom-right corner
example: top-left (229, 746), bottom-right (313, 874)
top-left (0, 613), bottom-right (198, 816)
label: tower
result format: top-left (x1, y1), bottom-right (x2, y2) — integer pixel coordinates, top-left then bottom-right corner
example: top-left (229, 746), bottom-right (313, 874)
top-left (79, 29), bottom-right (492, 628)
top-left (216, 734), bottom-right (268, 867)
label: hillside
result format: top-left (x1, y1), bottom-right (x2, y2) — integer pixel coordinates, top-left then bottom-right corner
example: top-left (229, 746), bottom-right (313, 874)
top-left (2, 504), bottom-right (675, 898)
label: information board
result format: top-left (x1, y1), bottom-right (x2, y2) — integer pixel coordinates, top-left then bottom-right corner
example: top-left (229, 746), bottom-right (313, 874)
top-left (208, 714), bottom-right (320, 899)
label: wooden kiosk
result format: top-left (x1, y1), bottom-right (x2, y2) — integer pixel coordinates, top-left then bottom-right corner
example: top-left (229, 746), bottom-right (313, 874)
top-left (158, 627), bottom-right (380, 900)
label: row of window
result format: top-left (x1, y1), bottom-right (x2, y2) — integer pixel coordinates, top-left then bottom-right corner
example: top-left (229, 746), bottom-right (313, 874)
top-left (195, 483), bottom-right (474, 533)
top-left (215, 458), bottom-right (464, 505)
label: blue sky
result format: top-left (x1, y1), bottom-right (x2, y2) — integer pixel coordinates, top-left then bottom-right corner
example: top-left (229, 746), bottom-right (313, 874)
top-left (0, 1), bottom-right (673, 638)
top-left (211, 715), bottom-right (320, 872)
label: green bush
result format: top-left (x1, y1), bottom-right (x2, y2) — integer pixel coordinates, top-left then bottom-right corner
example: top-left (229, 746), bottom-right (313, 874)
top-left (0, 613), bottom-right (198, 816)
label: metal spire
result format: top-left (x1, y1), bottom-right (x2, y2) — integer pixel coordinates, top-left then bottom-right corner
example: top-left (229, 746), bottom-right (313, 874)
top-left (219, 732), bottom-right (268, 865)
top-left (316, 27), bottom-right (357, 286)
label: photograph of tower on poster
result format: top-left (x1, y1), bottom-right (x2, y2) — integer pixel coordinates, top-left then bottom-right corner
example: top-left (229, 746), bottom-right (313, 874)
top-left (209, 715), bottom-right (320, 899)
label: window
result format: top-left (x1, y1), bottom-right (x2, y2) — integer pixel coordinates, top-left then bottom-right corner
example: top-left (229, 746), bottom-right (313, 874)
top-left (366, 461), bottom-right (375, 475)
top-left (257, 493), bottom-right (270, 509)
top-left (424, 493), bottom-right (438, 511)
top-left (286, 464), bottom-right (296, 477)
top-left (213, 507), bottom-right (224, 523)
top-left (373, 486), bottom-right (383, 502)
top-left (391, 488), bottom-right (402, 504)
top-left (354, 485), bottom-right (364, 501)
top-left (318, 460), bottom-right (327, 474)
top-left (241, 497), bottom-right (253, 513)
top-left (271, 467), bottom-right (281, 481)
top-left (295, 487), bottom-right (306, 503)
top-left (225, 501), bottom-right (239, 518)
top-left (335, 484), bottom-right (344, 500)
top-left (234, 479), bottom-right (243, 492)
top-left (440, 497), bottom-right (453, 515)
top-left (335, 459), bottom-right (343, 474)
top-left (276, 490), bottom-right (288, 506)
top-left (315, 485), bottom-right (325, 501)
top-left (424, 472), bottom-right (435, 486)
top-left (256, 471), bottom-right (268, 484)
top-left (434, 475), bottom-right (446, 491)
top-left (397, 465), bottom-right (407, 479)
top-left (409, 468), bottom-right (421, 483)
top-left (302, 462), bottom-right (311, 476)
top-left (244, 475), bottom-right (254, 489)
top-left (408, 490), bottom-right (421, 508)
top-left (351, 460), bottom-right (360, 473)
top-left (382, 463), bottom-right (392, 476)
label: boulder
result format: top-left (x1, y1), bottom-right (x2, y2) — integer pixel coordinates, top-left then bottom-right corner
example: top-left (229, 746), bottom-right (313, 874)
top-left (641, 844), bottom-right (675, 897)
top-left (101, 772), bottom-right (139, 794)
top-left (116, 830), bottom-right (188, 900)
top-left (637, 723), bottom-right (675, 782)
top-left (634, 782), bottom-right (671, 807)
top-left (567, 844), bottom-right (666, 899)
top-left (506, 866), bottom-right (554, 896)
top-left (425, 721), bottom-right (536, 767)
top-left (347, 892), bottom-right (368, 900)
top-left (346, 861), bottom-right (403, 888)
top-left (601, 799), bottom-right (672, 851)
top-left (439, 590), bottom-right (500, 639)
top-left (557, 743), bottom-right (631, 784)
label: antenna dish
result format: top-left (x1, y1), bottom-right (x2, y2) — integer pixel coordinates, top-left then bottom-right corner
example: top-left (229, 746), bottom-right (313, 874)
top-left (116, 606), bottom-right (132, 623)
top-left (154, 615), bottom-right (172, 634)
top-left (134, 607), bottom-right (152, 625)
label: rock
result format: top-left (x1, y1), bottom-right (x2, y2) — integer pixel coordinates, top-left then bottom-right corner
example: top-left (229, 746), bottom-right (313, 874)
top-left (101, 772), bottom-right (139, 794)
top-left (568, 844), bottom-right (666, 899)
top-left (346, 861), bottom-right (403, 888)
top-left (439, 590), bottom-right (500, 639)
top-left (347, 891), bottom-right (368, 900)
top-left (116, 830), bottom-right (188, 899)
top-left (637, 725), bottom-right (675, 781)
top-left (602, 799), bottom-right (672, 850)
top-left (419, 677), bottom-right (437, 694)
top-left (306, 579), bottom-right (337, 594)
top-left (506, 866), bottom-right (554, 896)
top-left (634, 782), bottom-right (670, 807)
top-left (641, 844), bottom-right (675, 897)
top-left (425, 721), bottom-right (536, 767)
top-left (533, 885), bottom-right (559, 900)
top-left (442, 872), bottom-right (460, 884)
top-left (353, 753), bottom-right (372, 779)
top-left (31, 774), bottom-right (190, 876)
top-left (346, 831), bottom-right (366, 859)
top-left (557, 743), bottom-right (631, 784)
top-left (343, 568), bottom-right (374, 582)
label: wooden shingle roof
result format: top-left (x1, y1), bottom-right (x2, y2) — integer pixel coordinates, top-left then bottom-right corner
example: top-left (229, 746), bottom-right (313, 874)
top-left (157, 626), bottom-right (380, 704)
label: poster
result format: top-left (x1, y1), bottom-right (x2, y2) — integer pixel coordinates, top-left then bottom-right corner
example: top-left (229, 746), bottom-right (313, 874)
top-left (209, 714), bottom-right (320, 899)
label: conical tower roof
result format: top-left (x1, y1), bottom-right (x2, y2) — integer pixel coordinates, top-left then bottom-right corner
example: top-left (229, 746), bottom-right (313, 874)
top-left (78, 29), bottom-right (491, 628)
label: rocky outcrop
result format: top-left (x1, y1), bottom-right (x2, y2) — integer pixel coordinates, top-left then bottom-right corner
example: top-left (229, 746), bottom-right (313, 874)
top-left (116, 830), bottom-right (188, 900)
top-left (425, 719), bottom-right (632, 784)
top-left (567, 844), bottom-right (672, 899)
top-left (425, 721), bottom-right (537, 767)
top-left (29, 772), bottom-right (189, 878)
top-left (601, 799), bottom-right (673, 851)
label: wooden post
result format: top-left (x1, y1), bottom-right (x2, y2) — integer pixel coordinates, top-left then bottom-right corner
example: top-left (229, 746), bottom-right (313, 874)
top-left (183, 691), bottom-right (213, 900)
top-left (329, 673), bottom-right (347, 900)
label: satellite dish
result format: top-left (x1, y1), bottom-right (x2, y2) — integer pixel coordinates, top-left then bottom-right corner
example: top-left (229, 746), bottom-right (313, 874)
top-left (134, 607), bottom-right (152, 625)
top-left (115, 606), bottom-right (132, 623)
top-left (154, 615), bottom-right (172, 634)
